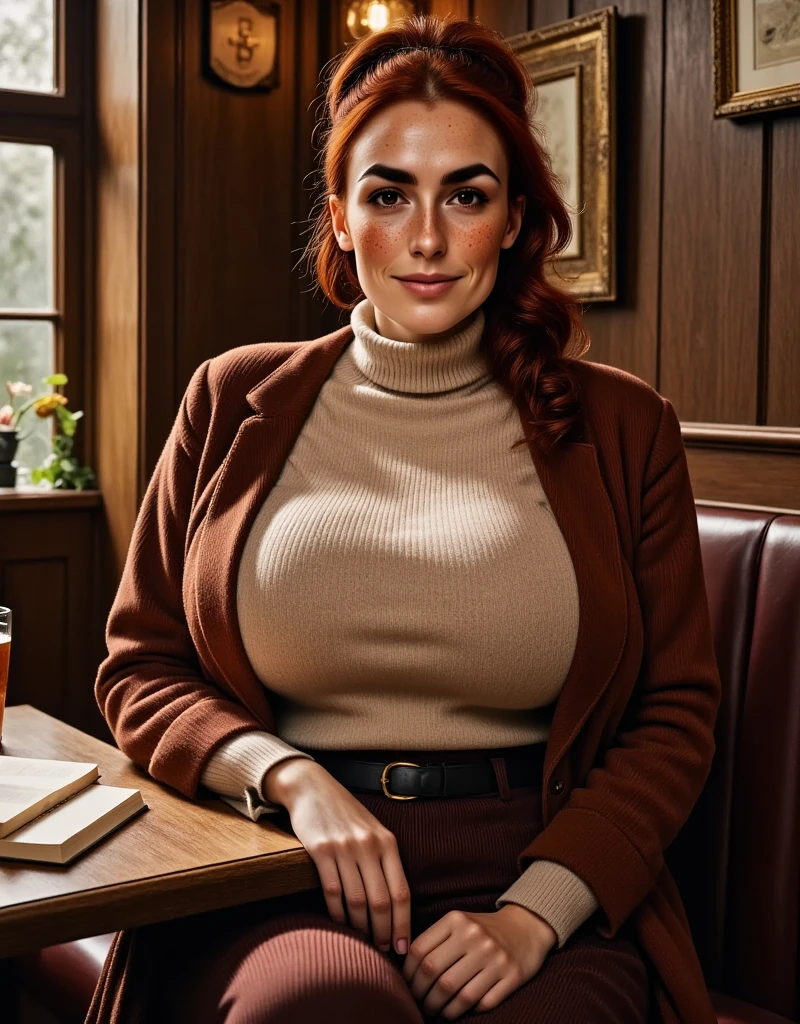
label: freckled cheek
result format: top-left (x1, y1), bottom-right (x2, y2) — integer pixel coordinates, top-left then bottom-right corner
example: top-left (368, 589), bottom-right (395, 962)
top-left (452, 220), bottom-right (505, 263)
top-left (354, 220), bottom-right (405, 262)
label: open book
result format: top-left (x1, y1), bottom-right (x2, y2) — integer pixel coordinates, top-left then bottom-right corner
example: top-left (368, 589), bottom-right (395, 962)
top-left (0, 756), bottom-right (100, 837)
top-left (0, 755), bottom-right (147, 865)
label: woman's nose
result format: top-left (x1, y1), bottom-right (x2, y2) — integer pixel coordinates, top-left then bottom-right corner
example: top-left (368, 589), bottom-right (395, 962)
top-left (409, 207), bottom-right (447, 259)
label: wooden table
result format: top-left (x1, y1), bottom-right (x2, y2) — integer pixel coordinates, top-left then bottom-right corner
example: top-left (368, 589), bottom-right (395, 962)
top-left (0, 705), bottom-right (319, 958)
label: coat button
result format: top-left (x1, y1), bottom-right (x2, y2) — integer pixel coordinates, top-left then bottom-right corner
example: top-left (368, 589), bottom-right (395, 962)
top-left (551, 779), bottom-right (565, 795)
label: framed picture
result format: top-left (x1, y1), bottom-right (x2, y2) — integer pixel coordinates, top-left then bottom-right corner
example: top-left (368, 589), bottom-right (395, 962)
top-left (713, 0), bottom-right (800, 117)
top-left (507, 7), bottom-right (617, 303)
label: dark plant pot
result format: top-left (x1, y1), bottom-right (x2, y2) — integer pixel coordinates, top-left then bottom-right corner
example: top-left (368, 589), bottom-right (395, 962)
top-left (0, 430), bottom-right (19, 487)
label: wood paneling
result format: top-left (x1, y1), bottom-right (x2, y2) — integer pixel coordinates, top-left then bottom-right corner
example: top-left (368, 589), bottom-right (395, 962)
top-left (659, 0), bottom-right (762, 423)
top-left (569, 0), bottom-right (662, 386)
top-left (530, 1), bottom-right (570, 28)
top-left (94, 0), bottom-right (320, 548)
top-left (294, 0), bottom-right (339, 342)
top-left (472, 0), bottom-right (527, 35)
top-left (766, 116), bottom-right (800, 427)
top-left (0, 508), bottom-right (109, 737)
top-left (95, 0), bottom-right (141, 579)
top-left (177, 0), bottom-right (300, 386)
top-left (685, 448), bottom-right (800, 513)
top-left (428, 0), bottom-right (472, 20)
top-left (141, 0), bottom-right (179, 481)
top-left (3, 558), bottom-right (67, 718)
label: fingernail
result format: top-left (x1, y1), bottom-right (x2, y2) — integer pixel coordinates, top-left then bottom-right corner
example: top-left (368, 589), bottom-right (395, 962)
top-left (379, 943), bottom-right (390, 953)
top-left (396, 938), bottom-right (407, 954)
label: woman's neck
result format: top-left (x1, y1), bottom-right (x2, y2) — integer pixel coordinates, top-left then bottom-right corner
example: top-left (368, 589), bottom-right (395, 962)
top-left (349, 298), bottom-right (489, 395)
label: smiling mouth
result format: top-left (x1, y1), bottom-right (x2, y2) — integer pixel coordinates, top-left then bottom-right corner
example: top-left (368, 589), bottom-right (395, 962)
top-left (393, 276), bottom-right (462, 296)
top-left (394, 275), bottom-right (461, 283)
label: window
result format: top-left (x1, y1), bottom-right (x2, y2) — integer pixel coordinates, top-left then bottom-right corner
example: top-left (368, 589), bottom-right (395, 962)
top-left (0, 1), bottom-right (87, 478)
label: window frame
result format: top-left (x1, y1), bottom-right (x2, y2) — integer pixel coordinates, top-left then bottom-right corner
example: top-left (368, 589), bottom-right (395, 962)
top-left (0, 0), bottom-right (90, 484)
top-left (0, 1), bottom-right (82, 117)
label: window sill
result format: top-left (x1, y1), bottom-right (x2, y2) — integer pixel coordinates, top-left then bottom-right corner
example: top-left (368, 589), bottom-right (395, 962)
top-left (0, 486), bottom-right (103, 511)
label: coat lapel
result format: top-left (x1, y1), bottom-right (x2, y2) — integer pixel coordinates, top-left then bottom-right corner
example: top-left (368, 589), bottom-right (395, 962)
top-left (520, 420), bottom-right (629, 796)
top-left (190, 326), bottom-right (628, 784)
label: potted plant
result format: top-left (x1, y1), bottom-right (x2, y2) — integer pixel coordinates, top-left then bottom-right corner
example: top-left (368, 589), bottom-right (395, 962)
top-left (0, 374), bottom-right (97, 490)
top-left (0, 380), bottom-right (33, 487)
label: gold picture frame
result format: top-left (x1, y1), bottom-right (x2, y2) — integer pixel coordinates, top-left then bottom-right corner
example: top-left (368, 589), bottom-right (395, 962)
top-left (507, 7), bottom-right (617, 303)
top-left (713, 0), bottom-right (800, 118)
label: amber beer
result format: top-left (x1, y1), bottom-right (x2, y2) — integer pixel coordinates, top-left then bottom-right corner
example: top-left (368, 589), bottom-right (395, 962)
top-left (0, 607), bottom-right (11, 742)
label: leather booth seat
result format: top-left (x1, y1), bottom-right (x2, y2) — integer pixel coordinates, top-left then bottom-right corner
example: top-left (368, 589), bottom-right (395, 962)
top-left (14, 935), bottom-right (115, 1024)
top-left (665, 503), bottom-right (800, 1023)
top-left (11, 501), bottom-right (800, 1023)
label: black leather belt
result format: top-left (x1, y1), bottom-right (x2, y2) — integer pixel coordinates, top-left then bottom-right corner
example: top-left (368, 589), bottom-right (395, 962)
top-left (309, 743), bottom-right (547, 801)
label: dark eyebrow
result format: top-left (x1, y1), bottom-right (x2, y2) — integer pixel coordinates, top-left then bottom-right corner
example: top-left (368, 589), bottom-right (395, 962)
top-left (357, 162), bottom-right (501, 185)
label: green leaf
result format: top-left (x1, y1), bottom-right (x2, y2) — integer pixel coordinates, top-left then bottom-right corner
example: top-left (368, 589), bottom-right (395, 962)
top-left (28, 392), bottom-right (97, 490)
top-left (44, 373), bottom-right (68, 386)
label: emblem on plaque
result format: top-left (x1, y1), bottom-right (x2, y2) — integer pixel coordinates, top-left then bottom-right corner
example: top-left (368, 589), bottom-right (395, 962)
top-left (203, 0), bottom-right (280, 92)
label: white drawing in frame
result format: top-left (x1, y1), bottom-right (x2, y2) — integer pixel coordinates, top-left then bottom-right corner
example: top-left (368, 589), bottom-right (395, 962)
top-left (738, 0), bottom-right (800, 91)
top-left (533, 72), bottom-right (581, 260)
top-left (754, 0), bottom-right (800, 68)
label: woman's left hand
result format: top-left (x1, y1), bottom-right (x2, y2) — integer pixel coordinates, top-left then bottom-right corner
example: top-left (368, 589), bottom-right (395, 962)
top-left (401, 904), bottom-right (557, 1019)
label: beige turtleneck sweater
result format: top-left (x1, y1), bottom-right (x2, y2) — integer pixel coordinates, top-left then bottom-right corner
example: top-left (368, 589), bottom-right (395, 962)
top-left (200, 298), bottom-right (599, 947)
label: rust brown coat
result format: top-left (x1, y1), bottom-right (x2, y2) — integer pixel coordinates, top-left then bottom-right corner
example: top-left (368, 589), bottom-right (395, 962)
top-left (87, 325), bottom-right (722, 1023)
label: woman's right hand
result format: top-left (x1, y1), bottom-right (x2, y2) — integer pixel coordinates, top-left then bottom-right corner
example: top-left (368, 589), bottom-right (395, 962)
top-left (262, 757), bottom-right (411, 956)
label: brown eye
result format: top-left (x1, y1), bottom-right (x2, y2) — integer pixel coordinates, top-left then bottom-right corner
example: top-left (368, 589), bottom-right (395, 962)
top-left (370, 189), bottom-right (402, 207)
top-left (452, 189), bottom-right (488, 207)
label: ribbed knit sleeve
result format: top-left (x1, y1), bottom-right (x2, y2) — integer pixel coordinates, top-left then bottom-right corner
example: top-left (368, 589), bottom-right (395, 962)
top-left (495, 859), bottom-right (600, 948)
top-left (200, 730), bottom-right (314, 819)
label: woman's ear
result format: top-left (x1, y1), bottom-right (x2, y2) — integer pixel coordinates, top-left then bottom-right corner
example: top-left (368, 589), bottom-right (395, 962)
top-left (328, 194), bottom-right (355, 252)
top-left (501, 194), bottom-right (526, 250)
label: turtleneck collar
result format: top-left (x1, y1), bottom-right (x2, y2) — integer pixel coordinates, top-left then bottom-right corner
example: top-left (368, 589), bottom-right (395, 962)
top-left (349, 298), bottom-right (489, 395)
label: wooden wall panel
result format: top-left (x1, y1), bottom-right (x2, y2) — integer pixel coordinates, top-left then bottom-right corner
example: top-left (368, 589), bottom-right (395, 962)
top-left (95, 0), bottom-right (141, 579)
top-left (685, 449), bottom-right (800, 513)
top-left (178, 0), bottom-right (300, 388)
top-left (0, 506), bottom-right (110, 737)
top-left (141, 0), bottom-right (178, 483)
top-left (294, 0), bottom-right (339, 343)
top-left (3, 558), bottom-right (67, 720)
top-left (659, 0), bottom-right (762, 423)
top-left (472, 0), bottom-right (528, 35)
top-left (530, 1), bottom-right (570, 28)
top-left (573, 0), bottom-right (662, 386)
top-left (427, 0), bottom-right (472, 20)
top-left (766, 116), bottom-right (800, 427)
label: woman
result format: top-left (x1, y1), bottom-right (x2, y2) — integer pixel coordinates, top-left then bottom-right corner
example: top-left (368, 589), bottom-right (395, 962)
top-left (87, 14), bottom-right (721, 1024)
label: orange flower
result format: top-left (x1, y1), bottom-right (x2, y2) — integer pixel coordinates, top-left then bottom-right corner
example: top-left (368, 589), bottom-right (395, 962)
top-left (33, 394), bottom-right (69, 418)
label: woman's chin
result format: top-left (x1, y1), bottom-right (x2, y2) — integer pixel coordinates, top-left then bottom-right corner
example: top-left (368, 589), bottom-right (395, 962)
top-left (373, 299), bottom-right (476, 342)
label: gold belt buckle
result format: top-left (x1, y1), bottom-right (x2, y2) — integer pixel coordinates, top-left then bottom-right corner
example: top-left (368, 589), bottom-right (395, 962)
top-left (380, 761), bottom-right (421, 800)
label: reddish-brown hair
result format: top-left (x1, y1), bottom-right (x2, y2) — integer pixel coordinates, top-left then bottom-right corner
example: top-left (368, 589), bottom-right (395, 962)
top-left (303, 14), bottom-right (590, 453)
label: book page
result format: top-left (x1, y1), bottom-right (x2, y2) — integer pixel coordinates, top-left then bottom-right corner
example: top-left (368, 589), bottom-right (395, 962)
top-left (0, 757), bottom-right (98, 788)
top-left (0, 784), bottom-right (143, 846)
top-left (0, 757), bottom-right (99, 831)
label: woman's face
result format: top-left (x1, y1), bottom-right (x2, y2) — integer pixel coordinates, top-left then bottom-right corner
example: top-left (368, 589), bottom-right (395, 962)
top-left (328, 99), bottom-right (525, 343)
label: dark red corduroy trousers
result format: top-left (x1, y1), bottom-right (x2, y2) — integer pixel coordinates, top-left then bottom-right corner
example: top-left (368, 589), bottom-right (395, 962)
top-left (159, 744), bottom-right (650, 1023)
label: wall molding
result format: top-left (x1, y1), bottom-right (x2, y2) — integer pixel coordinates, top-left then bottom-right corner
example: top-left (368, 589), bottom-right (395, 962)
top-left (681, 422), bottom-right (800, 453)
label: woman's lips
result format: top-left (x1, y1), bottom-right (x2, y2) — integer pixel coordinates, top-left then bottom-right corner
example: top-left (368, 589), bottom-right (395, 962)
top-left (395, 277), bottom-right (460, 297)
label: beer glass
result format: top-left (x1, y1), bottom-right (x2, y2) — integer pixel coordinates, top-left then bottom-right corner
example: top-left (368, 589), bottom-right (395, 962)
top-left (0, 606), bottom-right (10, 742)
